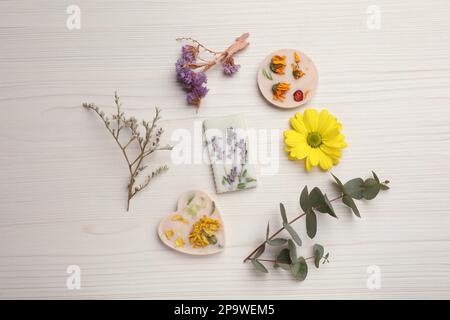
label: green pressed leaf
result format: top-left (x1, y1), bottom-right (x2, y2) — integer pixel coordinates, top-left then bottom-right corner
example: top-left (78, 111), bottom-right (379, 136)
top-left (331, 173), bottom-right (345, 192)
top-left (290, 257), bottom-right (308, 281)
top-left (254, 244), bottom-right (265, 259)
top-left (279, 203), bottom-right (288, 224)
top-left (313, 244), bottom-right (324, 268)
top-left (186, 193), bottom-right (195, 205)
top-left (209, 201), bottom-right (216, 215)
top-left (268, 238), bottom-right (288, 246)
top-left (205, 233), bottom-right (217, 245)
top-left (276, 248), bottom-right (291, 265)
top-left (284, 223), bottom-right (302, 246)
top-left (288, 239), bottom-right (297, 262)
top-left (306, 211), bottom-right (317, 239)
top-left (300, 186), bottom-right (311, 212)
top-left (237, 183), bottom-right (246, 189)
top-left (252, 259), bottom-right (269, 273)
top-left (342, 195), bottom-right (361, 217)
top-left (309, 187), bottom-right (325, 208)
top-left (262, 69), bottom-right (273, 80)
top-left (362, 178), bottom-right (380, 200)
top-left (344, 178), bottom-right (364, 199)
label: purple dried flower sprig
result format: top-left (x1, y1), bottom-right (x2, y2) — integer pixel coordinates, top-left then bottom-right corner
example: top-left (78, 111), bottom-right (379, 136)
top-left (175, 33), bottom-right (250, 109)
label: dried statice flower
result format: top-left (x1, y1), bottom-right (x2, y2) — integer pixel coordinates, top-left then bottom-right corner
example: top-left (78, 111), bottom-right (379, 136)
top-left (175, 33), bottom-right (250, 109)
top-left (176, 46), bottom-right (209, 107)
top-left (222, 57), bottom-right (240, 76)
top-left (83, 92), bottom-right (173, 211)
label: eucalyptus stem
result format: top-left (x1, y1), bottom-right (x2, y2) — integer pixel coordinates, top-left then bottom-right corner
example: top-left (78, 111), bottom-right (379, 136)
top-left (257, 256), bottom-right (314, 263)
top-left (246, 172), bottom-right (390, 280)
top-left (243, 195), bottom-right (343, 263)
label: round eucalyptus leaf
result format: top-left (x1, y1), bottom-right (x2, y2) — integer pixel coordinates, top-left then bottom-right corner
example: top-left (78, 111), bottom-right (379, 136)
top-left (290, 257), bottom-right (308, 281)
top-left (276, 248), bottom-right (291, 264)
top-left (309, 187), bottom-right (325, 208)
top-left (344, 178), bottom-right (364, 199)
top-left (363, 178), bottom-right (380, 200)
top-left (313, 244), bottom-right (324, 268)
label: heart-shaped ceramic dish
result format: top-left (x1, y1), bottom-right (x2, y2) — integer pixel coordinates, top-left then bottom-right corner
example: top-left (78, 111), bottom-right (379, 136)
top-left (158, 190), bottom-right (225, 255)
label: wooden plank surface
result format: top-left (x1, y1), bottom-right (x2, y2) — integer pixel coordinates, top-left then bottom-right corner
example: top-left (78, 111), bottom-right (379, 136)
top-left (0, 0), bottom-right (449, 299)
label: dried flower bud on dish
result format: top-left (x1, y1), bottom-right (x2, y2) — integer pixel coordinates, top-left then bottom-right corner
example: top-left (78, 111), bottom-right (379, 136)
top-left (272, 82), bottom-right (290, 101)
top-left (292, 52), bottom-right (305, 79)
top-left (270, 55), bottom-right (287, 75)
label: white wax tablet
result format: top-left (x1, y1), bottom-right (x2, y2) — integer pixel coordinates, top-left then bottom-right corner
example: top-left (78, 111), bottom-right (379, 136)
top-left (203, 115), bottom-right (257, 193)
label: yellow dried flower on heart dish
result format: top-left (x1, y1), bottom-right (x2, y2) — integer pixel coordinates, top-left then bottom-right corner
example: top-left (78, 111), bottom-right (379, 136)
top-left (284, 109), bottom-right (347, 171)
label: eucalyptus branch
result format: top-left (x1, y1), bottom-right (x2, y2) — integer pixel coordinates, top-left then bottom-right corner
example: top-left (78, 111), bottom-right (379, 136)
top-left (83, 92), bottom-right (173, 211)
top-left (245, 171), bottom-right (390, 281)
top-left (243, 195), bottom-right (343, 263)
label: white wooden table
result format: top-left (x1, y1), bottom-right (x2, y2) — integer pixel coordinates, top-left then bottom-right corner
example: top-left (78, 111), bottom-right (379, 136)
top-left (1, 0), bottom-right (449, 299)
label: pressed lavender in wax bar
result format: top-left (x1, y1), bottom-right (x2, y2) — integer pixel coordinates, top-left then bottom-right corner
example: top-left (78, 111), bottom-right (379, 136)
top-left (203, 115), bottom-right (257, 194)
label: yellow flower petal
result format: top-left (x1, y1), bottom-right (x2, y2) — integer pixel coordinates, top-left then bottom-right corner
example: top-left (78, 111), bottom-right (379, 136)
top-left (175, 237), bottom-right (185, 247)
top-left (323, 134), bottom-right (347, 148)
top-left (303, 109), bottom-right (319, 132)
top-left (305, 156), bottom-right (313, 171)
top-left (165, 229), bottom-right (174, 240)
top-left (320, 144), bottom-right (342, 158)
top-left (284, 129), bottom-right (306, 146)
top-left (308, 148), bottom-right (320, 166)
top-left (317, 110), bottom-right (332, 135)
top-left (289, 143), bottom-right (311, 160)
top-left (318, 152), bottom-right (333, 171)
top-left (290, 116), bottom-right (308, 135)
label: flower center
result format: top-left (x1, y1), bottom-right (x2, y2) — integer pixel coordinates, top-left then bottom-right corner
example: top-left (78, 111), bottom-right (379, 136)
top-left (307, 132), bottom-right (322, 148)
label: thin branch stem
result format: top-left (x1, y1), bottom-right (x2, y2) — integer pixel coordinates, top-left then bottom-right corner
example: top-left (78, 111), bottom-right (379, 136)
top-left (243, 195), bottom-right (343, 263)
top-left (176, 36), bottom-right (222, 55)
top-left (255, 257), bottom-right (314, 263)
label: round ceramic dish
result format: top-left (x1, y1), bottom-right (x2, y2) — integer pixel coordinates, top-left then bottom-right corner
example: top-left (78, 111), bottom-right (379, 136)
top-left (257, 48), bottom-right (318, 109)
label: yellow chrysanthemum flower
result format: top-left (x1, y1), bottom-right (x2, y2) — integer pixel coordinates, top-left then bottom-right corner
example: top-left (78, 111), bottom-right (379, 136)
top-left (284, 109), bottom-right (347, 171)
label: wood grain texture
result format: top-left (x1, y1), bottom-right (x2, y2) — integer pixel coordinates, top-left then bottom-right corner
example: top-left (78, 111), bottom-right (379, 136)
top-left (1, 0), bottom-right (450, 299)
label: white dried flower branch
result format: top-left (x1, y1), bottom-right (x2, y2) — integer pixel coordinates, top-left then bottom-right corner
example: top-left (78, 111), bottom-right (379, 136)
top-left (83, 92), bottom-right (173, 211)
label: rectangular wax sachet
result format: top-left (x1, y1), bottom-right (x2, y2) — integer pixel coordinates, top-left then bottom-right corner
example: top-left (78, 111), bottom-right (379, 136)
top-left (203, 114), bottom-right (257, 194)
